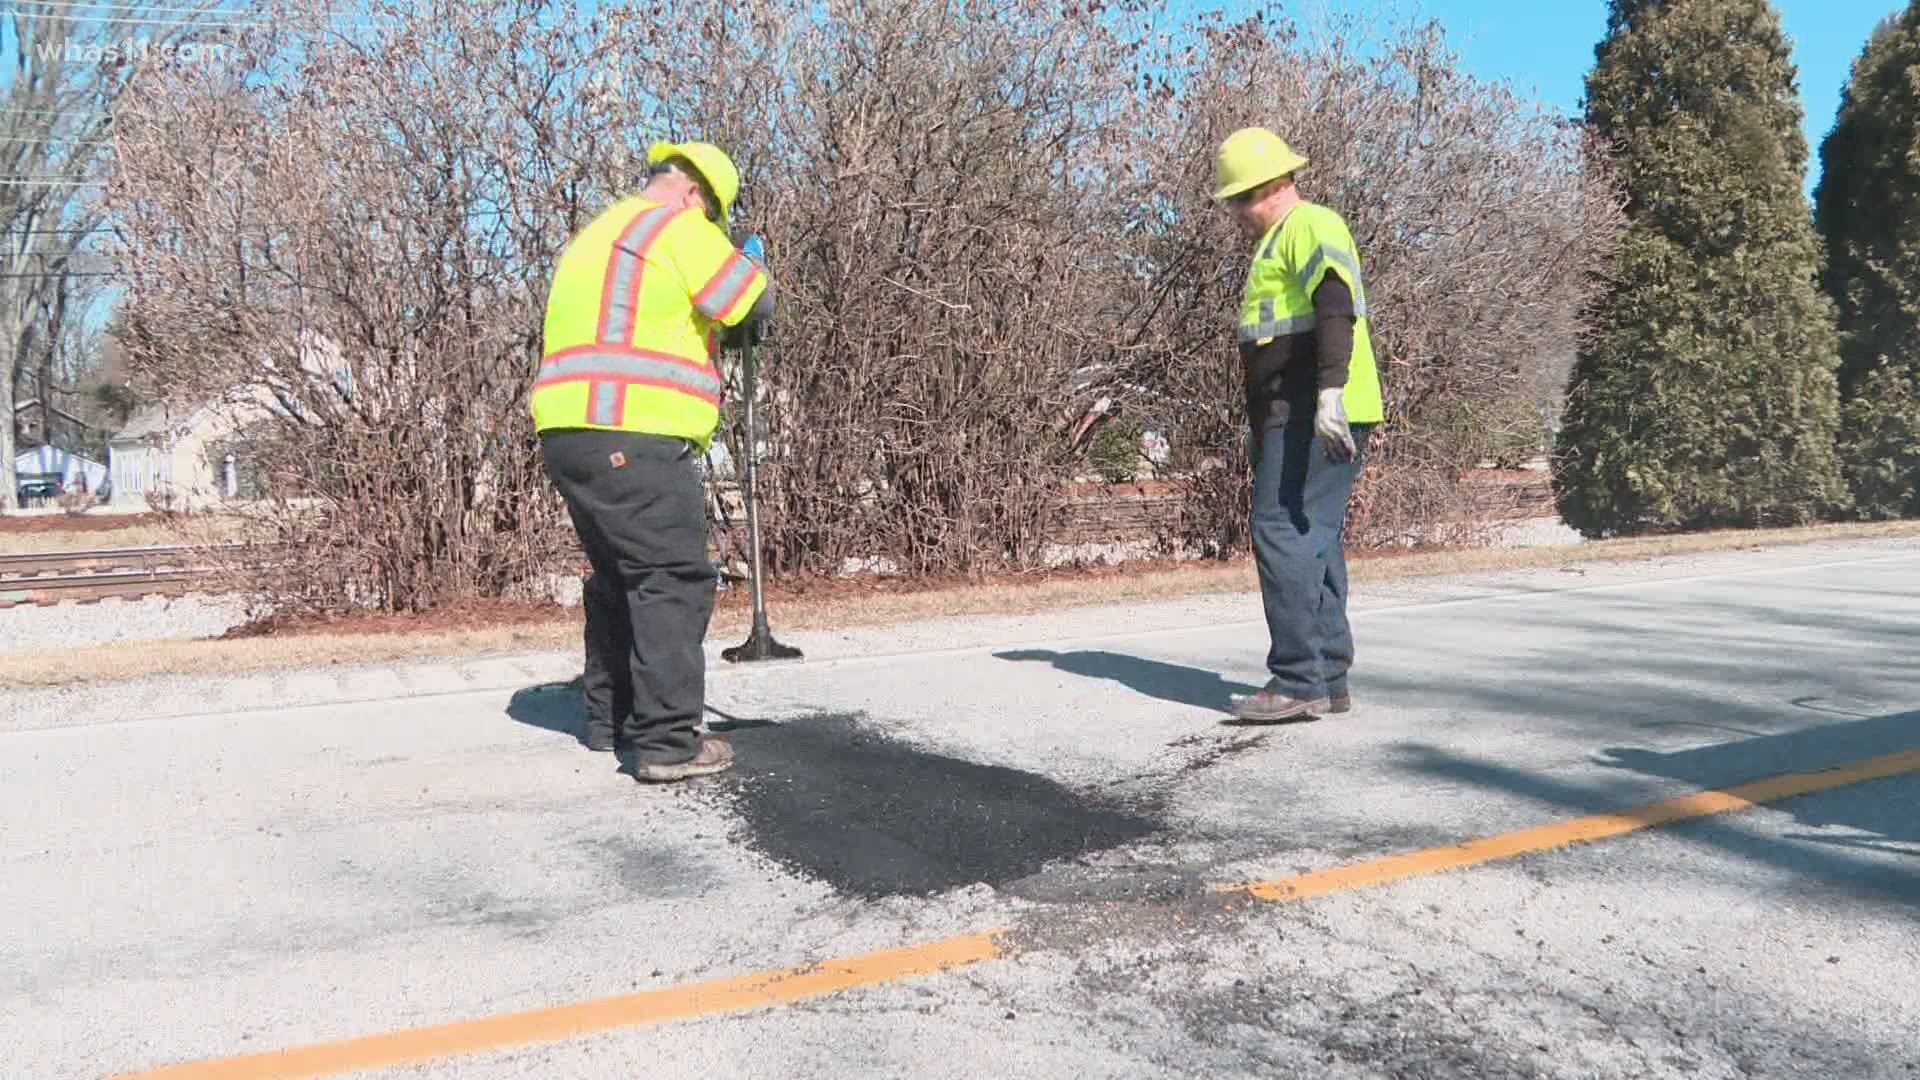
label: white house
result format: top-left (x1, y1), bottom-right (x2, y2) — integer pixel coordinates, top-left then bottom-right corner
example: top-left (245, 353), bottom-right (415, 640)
top-left (107, 393), bottom-right (272, 510)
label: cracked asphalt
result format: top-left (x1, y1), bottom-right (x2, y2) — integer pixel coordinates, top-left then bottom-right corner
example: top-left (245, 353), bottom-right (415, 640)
top-left (2, 537), bottom-right (1917, 1079)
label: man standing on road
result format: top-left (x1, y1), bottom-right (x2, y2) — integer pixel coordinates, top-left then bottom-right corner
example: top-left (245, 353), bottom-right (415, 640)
top-left (533, 141), bottom-right (772, 782)
top-left (1211, 127), bottom-right (1385, 723)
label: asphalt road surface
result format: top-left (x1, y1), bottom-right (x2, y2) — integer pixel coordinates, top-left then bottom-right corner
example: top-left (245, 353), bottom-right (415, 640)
top-left (4, 537), bottom-right (1917, 1079)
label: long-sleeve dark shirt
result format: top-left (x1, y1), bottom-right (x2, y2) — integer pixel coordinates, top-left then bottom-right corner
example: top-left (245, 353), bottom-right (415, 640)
top-left (1240, 276), bottom-right (1356, 430)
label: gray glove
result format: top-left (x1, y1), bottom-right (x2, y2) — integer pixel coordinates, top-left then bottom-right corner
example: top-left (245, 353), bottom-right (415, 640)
top-left (1316, 387), bottom-right (1356, 462)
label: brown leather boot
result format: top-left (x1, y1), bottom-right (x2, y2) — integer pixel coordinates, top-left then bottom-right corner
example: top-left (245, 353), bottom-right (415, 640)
top-left (634, 736), bottom-right (735, 783)
top-left (1230, 687), bottom-right (1330, 723)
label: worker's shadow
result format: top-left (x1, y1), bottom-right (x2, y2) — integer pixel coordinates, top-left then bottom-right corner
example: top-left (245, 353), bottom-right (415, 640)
top-left (505, 678), bottom-right (598, 749)
top-left (506, 678), bottom-right (776, 752)
top-left (994, 649), bottom-right (1259, 714)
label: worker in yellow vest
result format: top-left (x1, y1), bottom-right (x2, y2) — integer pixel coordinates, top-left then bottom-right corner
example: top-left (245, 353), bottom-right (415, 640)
top-left (1211, 127), bottom-right (1385, 724)
top-left (532, 141), bottom-right (771, 782)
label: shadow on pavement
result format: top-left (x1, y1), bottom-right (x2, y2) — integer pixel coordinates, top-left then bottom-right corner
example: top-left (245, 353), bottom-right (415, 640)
top-left (1347, 562), bottom-right (1920, 907)
top-left (1596, 709), bottom-right (1920, 864)
top-left (506, 680), bottom-right (778, 749)
top-left (505, 678), bottom-right (593, 748)
top-left (994, 648), bottom-right (1261, 714)
top-left (703, 704), bottom-right (779, 733)
top-left (1394, 708), bottom-right (1920, 910)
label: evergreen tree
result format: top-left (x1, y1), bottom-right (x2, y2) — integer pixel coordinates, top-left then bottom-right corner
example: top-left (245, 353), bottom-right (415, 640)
top-left (1554, 0), bottom-right (1849, 535)
top-left (1814, 2), bottom-right (1920, 519)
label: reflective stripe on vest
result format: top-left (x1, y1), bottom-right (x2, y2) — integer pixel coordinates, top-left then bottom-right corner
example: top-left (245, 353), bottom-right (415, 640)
top-left (580, 205), bottom-right (683, 427)
top-left (534, 197), bottom-right (727, 441)
top-left (1236, 292), bottom-right (1371, 344)
top-left (534, 345), bottom-right (723, 427)
top-left (693, 253), bottom-right (760, 322)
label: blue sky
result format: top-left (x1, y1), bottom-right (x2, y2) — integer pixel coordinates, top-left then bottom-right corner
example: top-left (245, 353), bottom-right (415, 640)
top-left (1364, 0), bottom-right (1907, 193)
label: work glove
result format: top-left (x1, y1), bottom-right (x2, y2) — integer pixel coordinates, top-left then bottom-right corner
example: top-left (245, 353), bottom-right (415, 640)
top-left (741, 233), bottom-right (766, 267)
top-left (1315, 387), bottom-right (1356, 463)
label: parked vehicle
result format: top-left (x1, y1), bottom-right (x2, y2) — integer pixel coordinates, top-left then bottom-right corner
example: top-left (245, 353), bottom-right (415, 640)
top-left (15, 480), bottom-right (60, 505)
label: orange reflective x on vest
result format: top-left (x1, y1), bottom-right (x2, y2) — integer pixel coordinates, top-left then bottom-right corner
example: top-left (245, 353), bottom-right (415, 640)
top-left (532, 195), bottom-right (768, 449)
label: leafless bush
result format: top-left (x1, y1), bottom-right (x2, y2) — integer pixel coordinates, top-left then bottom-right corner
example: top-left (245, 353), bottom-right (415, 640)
top-left (616, 0), bottom-right (1139, 576)
top-left (103, 0), bottom-right (650, 612)
top-left (101, 0), bottom-right (1622, 617)
top-left (1097, 7), bottom-right (1626, 550)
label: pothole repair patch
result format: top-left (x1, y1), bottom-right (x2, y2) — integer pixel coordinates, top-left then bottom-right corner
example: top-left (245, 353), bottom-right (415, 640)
top-left (714, 712), bottom-right (1162, 898)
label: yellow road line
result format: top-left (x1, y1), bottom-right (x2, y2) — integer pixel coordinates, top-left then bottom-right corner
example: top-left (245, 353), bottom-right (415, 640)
top-left (119, 748), bottom-right (1920, 1079)
top-left (119, 932), bottom-right (1003, 1080)
top-left (1224, 748), bottom-right (1920, 903)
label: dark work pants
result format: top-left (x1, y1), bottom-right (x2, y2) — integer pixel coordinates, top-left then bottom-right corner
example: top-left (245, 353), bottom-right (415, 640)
top-left (541, 429), bottom-right (716, 765)
top-left (1250, 423), bottom-right (1370, 700)
top-left (580, 570), bottom-right (629, 749)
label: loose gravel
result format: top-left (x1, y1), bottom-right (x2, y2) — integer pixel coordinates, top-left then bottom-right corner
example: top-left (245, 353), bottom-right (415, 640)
top-left (0, 593), bottom-right (255, 654)
top-left (1489, 516), bottom-right (1586, 548)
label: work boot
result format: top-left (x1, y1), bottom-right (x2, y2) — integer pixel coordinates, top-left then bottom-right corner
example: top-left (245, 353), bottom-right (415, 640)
top-left (634, 736), bottom-right (735, 783)
top-left (1326, 691), bottom-right (1352, 715)
top-left (1230, 687), bottom-right (1329, 723)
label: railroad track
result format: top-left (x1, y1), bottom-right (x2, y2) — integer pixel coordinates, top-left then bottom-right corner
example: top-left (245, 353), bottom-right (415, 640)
top-left (0, 480), bottom-right (1551, 608)
top-left (0, 545), bottom-right (208, 577)
top-left (0, 569), bottom-right (213, 607)
top-left (0, 545), bottom-right (229, 608)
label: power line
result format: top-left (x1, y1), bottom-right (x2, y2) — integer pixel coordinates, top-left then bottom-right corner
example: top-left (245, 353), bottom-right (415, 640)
top-left (14, 1), bottom-right (264, 12)
top-left (14, 0), bottom-right (363, 19)
top-left (6, 11), bottom-right (268, 27)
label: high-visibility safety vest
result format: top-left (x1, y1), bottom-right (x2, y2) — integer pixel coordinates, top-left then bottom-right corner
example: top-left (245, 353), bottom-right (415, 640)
top-left (1238, 202), bottom-right (1385, 425)
top-left (533, 195), bottom-right (768, 448)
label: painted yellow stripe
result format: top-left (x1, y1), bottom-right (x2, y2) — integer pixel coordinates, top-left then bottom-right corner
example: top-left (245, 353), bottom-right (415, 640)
top-left (1227, 748), bottom-right (1920, 903)
top-left (118, 748), bottom-right (1920, 1079)
top-left (118, 932), bottom-right (1003, 1080)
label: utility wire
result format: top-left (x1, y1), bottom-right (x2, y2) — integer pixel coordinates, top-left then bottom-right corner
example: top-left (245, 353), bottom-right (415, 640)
top-left (14, 1), bottom-right (264, 12)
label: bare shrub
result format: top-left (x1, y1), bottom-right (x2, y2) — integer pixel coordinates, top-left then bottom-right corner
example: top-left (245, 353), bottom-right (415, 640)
top-left (615, 0), bottom-right (1139, 577)
top-left (101, 0), bottom-right (1623, 618)
top-left (1097, 7), bottom-right (1626, 551)
top-left (103, 0), bottom-right (646, 612)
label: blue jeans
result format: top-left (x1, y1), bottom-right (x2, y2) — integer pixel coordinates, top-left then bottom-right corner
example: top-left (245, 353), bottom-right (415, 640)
top-left (1249, 424), bottom-right (1369, 699)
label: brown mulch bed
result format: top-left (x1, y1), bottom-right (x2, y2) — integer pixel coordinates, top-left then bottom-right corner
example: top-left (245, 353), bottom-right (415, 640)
top-left (0, 511), bottom-right (174, 534)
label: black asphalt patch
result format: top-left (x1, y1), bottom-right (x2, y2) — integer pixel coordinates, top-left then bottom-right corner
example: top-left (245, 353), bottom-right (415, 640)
top-left (716, 712), bottom-right (1161, 898)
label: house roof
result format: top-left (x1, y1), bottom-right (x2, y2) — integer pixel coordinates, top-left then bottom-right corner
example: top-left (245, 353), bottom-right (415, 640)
top-left (16, 445), bottom-right (105, 471)
top-left (113, 402), bottom-right (192, 440)
top-left (113, 387), bottom-right (276, 443)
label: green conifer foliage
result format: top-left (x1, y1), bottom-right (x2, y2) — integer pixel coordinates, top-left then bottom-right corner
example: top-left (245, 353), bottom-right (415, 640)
top-left (1815, 2), bottom-right (1920, 519)
top-left (1554, 0), bottom-right (1849, 535)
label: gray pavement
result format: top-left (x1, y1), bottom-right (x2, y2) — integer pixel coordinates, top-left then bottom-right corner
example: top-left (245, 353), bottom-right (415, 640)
top-left (2, 537), bottom-right (1916, 1079)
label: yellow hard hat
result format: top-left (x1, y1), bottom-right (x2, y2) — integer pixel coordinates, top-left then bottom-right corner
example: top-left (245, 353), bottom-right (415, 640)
top-left (647, 140), bottom-right (741, 224)
top-left (1211, 127), bottom-right (1309, 202)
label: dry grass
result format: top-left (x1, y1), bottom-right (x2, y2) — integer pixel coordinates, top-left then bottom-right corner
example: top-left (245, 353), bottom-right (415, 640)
top-left (0, 525), bottom-right (187, 554)
top-left (0, 514), bottom-right (247, 554)
top-left (1, 519), bottom-right (1915, 690)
